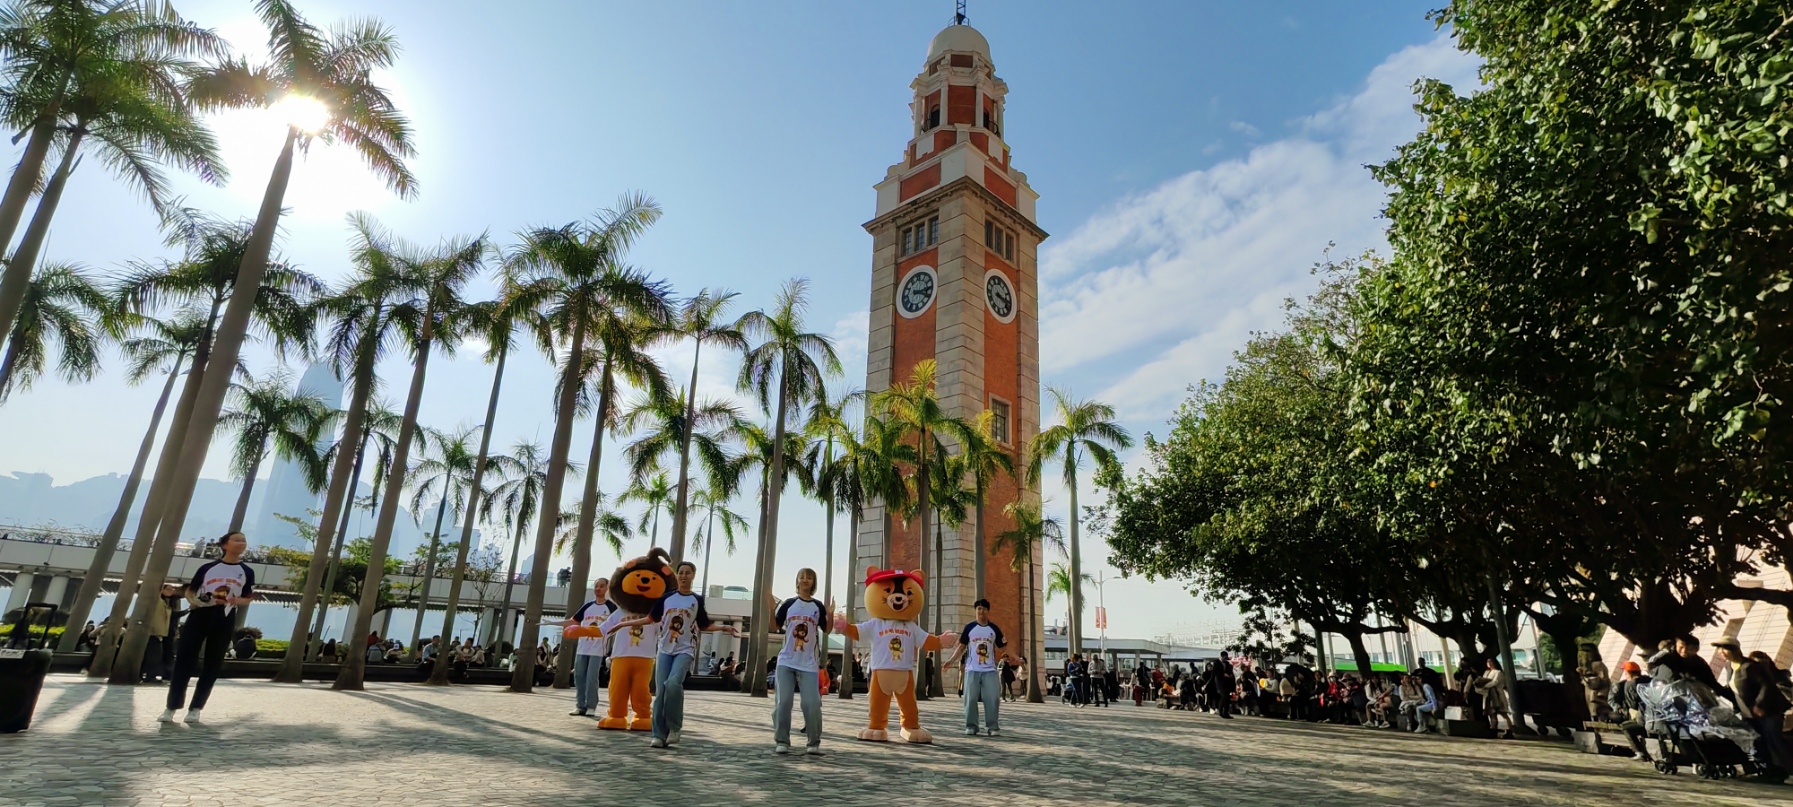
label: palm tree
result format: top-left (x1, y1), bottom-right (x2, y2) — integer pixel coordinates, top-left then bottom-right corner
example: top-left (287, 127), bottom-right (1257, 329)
top-left (621, 387), bottom-right (742, 553)
top-left (274, 220), bottom-right (428, 686)
top-left (831, 411), bottom-right (916, 699)
top-left (1025, 388), bottom-right (1133, 669)
top-left (0, 261), bottom-right (109, 399)
top-left (618, 471), bottom-right (675, 550)
top-left (100, 214), bottom-right (319, 682)
top-left (119, 0), bottom-right (417, 683)
top-left (56, 308), bottom-right (204, 652)
top-left (990, 502), bottom-right (1064, 703)
top-left (554, 491), bottom-right (631, 559)
top-left (403, 423), bottom-right (484, 659)
top-left (479, 441), bottom-right (559, 654)
top-left (428, 288), bottom-right (550, 685)
top-left (805, 387), bottom-right (863, 624)
top-left (959, 411), bottom-right (1015, 602)
top-left (736, 278), bottom-right (839, 698)
top-left (665, 289), bottom-right (747, 562)
top-left (732, 418), bottom-right (816, 697)
top-left (872, 358), bottom-right (979, 696)
top-left (502, 192), bottom-right (667, 693)
top-left (1045, 561), bottom-right (1093, 651)
top-left (0, 0), bottom-right (226, 342)
top-left (553, 309), bottom-right (667, 688)
top-left (337, 225), bottom-right (486, 691)
top-left (689, 484), bottom-right (748, 595)
top-left (217, 369), bottom-right (330, 531)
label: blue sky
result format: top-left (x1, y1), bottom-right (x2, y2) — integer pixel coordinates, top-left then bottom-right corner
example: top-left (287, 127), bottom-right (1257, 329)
top-left (0, 1), bottom-right (1475, 642)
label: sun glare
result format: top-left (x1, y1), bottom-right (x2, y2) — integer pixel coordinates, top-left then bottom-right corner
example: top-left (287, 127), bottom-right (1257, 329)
top-left (278, 94), bottom-right (331, 134)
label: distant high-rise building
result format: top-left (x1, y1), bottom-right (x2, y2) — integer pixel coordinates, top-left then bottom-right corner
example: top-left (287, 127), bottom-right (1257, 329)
top-left (252, 362), bottom-right (344, 549)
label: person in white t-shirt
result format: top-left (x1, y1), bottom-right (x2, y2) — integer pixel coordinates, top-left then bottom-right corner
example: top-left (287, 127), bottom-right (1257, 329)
top-left (160, 532), bottom-right (257, 724)
top-left (608, 560), bottom-right (739, 748)
top-left (948, 598), bottom-right (1010, 736)
top-left (769, 568), bottom-right (831, 755)
top-left (545, 577), bottom-right (615, 716)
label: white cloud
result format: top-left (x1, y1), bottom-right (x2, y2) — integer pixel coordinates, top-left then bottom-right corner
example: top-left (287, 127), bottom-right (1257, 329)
top-left (1038, 35), bottom-right (1479, 423)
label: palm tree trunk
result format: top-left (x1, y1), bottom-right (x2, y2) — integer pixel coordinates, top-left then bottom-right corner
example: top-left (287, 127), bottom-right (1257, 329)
top-left (429, 344), bottom-right (508, 685)
top-left (337, 325), bottom-right (435, 691)
top-left (699, 507), bottom-right (717, 592)
top-left (0, 115), bottom-right (62, 346)
top-left (1025, 552), bottom-right (1044, 703)
top-left (494, 510), bottom-right (525, 648)
top-left (821, 447), bottom-right (836, 615)
top-left (750, 384), bottom-right (793, 699)
top-left (514, 315), bottom-right (587, 692)
top-left (0, 333), bottom-right (23, 398)
top-left (668, 342), bottom-right (701, 562)
top-left (227, 450), bottom-right (264, 532)
top-left (838, 507), bottom-right (859, 700)
top-left (743, 478), bottom-right (771, 695)
top-left (407, 494), bottom-right (450, 661)
top-left (92, 301), bottom-right (217, 679)
top-left (279, 365), bottom-right (374, 682)
top-left (928, 509), bottom-right (945, 698)
top-left (557, 360), bottom-right (613, 689)
top-left (309, 427), bottom-right (367, 661)
top-left (973, 491), bottom-right (986, 601)
top-left (0, 128), bottom-right (84, 360)
top-left (113, 129), bottom-right (300, 683)
top-left (916, 434), bottom-right (935, 699)
top-left (57, 351), bottom-right (184, 652)
top-left (1066, 464), bottom-right (1084, 667)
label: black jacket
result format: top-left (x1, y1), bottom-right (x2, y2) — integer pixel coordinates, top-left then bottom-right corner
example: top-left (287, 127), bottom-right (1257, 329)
top-left (1733, 659), bottom-right (1793, 716)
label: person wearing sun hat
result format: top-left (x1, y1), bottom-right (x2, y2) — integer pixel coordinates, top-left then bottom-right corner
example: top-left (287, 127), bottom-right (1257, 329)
top-left (1714, 634), bottom-right (1791, 783)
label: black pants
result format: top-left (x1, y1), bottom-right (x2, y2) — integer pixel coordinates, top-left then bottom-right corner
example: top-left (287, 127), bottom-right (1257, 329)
top-left (167, 610), bottom-right (232, 710)
top-left (142, 637), bottom-right (165, 680)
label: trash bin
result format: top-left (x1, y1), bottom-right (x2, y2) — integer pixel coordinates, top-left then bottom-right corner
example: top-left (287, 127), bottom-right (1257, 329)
top-left (0, 601), bottom-right (58, 733)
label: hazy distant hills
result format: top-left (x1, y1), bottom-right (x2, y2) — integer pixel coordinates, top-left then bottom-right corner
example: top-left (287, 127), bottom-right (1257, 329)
top-left (0, 471), bottom-right (431, 557)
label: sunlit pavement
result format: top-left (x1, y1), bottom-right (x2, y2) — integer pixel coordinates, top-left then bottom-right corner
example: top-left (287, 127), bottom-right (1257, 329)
top-left (2, 674), bottom-right (1785, 806)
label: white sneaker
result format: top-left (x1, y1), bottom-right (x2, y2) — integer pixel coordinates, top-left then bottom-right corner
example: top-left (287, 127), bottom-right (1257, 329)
top-left (774, 744), bottom-right (791, 754)
top-left (157, 709), bottom-right (177, 723)
top-left (963, 727), bottom-right (978, 736)
top-left (805, 745), bottom-right (825, 756)
top-left (183, 709), bottom-right (202, 723)
top-left (987, 728), bottom-right (1001, 737)
top-left (649, 738), bottom-right (667, 749)
top-left (667, 730), bottom-right (680, 746)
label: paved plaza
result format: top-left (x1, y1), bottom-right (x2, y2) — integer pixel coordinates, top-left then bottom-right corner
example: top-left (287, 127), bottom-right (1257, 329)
top-left (3, 674), bottom-right (1788, 806)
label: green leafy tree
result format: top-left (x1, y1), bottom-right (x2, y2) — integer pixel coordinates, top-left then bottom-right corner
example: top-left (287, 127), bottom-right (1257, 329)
top-left (0, 261), bottom-right (109, 399)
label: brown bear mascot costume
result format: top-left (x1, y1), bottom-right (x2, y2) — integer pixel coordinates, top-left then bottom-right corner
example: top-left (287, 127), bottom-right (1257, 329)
top-left (576, 548), bottom-right (672, 730)
top-left (834, 567), bottom-right (958, 742)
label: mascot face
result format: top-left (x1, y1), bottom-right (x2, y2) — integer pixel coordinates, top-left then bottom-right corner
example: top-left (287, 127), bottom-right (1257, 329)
top-left (610, 548), bottom-right (674, 614)
top-left (861, 566), bottom-right (925, 622)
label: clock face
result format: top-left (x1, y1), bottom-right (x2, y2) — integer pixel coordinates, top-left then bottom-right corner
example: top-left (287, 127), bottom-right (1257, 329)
top-left (898, 266), bottom-right (937, 319)
top-left (984, 269), bottom-right (1017, 324)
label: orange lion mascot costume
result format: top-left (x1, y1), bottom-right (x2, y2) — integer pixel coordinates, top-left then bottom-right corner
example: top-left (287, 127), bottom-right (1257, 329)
top-left (593, 548), bottom-right (672, 730)
top-left (834, 567), bottom-right (958, 743)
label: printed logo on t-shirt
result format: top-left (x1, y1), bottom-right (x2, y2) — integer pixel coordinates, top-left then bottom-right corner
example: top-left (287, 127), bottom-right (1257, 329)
top-left (887, 635), bottom-right (905, 663)
top-left (628, 626), bottom-right (644, 646)
top-left (792, 622), bottom-right (811, 652)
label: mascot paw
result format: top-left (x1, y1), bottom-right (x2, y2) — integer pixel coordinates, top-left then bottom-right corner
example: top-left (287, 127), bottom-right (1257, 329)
top-left (597, 717), bottom-right (628, 730)
top-left (900, 727), bottom-right (933, 744)
top-left (857, 728), bottom-right (889, 742)
top-left (629, 718), bottom-right (652, 731)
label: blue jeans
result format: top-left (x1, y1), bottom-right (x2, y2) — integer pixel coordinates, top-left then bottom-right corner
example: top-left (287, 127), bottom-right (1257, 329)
top-left (1414, 702), bottom-right (1438, 731)
top-left (964, 669), bottom-right (1000, 731)
top-left (651, 652), bottom-right (693, 740)
top-left (1746, 714), bottom-right (1791, 775)
top-left (773, 665), bottom-right (821, 747)
top-left (572, 653), bottom-right (603, 712)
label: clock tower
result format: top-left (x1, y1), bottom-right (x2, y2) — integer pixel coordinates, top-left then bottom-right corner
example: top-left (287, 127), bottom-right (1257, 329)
top-left (858, 20), bottom-right (1045, 667)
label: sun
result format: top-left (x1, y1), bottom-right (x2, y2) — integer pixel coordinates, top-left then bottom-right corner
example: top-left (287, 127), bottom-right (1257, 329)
top-left (276, 94), bottom-right (331, 134)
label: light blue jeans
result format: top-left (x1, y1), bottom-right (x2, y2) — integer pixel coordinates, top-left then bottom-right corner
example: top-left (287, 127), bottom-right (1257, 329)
top-left (964, 669), bottom-right (1000, 731)
top-left (773, 665), bottom-right (822, 747)
top-left (572, 653), bottom-right (603, 712)
top-left (651, 652), bottom-right (694, 740)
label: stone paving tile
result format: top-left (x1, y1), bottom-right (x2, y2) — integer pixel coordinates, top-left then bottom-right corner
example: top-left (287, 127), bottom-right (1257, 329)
top-left (2, 675), bottom-right (1789, 806)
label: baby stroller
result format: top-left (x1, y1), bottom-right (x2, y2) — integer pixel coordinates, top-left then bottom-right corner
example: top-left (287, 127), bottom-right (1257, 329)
top-left (1636, 679), bottom-right (1758, 780)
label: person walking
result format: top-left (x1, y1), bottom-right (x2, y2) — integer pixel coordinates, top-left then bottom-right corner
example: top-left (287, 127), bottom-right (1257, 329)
top-left (951, 598), bottom-right (1010, 736)
top-left (612, 560), bottom-right (739, 748)
top-left (159, 532), bottom-right (257, 724)
top-left (769, 568), bottom-right (828, 755)
top-left (547, 577), bottom-right (615, 717)
top-left (1088, 653), bottom-right (1109, 707)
